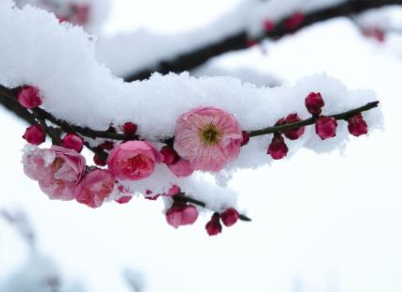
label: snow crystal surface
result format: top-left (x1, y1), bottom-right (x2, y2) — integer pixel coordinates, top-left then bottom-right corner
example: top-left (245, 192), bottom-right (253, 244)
top-left (0, 1), bottom-right (382, 208)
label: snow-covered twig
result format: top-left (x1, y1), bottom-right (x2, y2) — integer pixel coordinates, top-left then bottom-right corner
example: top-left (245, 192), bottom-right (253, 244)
top-left (122, 0), bottom-right (402, 82)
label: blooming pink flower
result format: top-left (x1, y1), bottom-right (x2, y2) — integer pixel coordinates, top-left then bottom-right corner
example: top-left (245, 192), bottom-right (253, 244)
top-left (315, 116), bottom-right (338, 140)
top-left (62, 133), bottom-right (83, 153)
top-left (107, 141), bottom-right (163, 180)
top-left (166, 201), bottom-right (199, 229)
top-left (168, 159), bottom-right (194, 177)
top-left (174, 107), bottom-right (243, 172)
top-left (347, 113), bottom-right (368, 137)
top-left (206, 213), bottom-right (222, 236)
top-left (305, 92), bottom-right (325, 116)
top-left (23, 124), bottom-right (46, 145)
top-left (23, 146), bottom-right (86, 201)
top-left (17, 86), bottom-right (42, 109)
top-left (221, 208), bottom-right (239, 227)
top-left (267, 134), bottom-right (288, 160)
top-left (74, 169), bottom-right (115, 208)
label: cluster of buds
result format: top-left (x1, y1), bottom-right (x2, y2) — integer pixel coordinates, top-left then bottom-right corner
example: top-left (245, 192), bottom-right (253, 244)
top-left (266, 92), bottom-right (368, 160)
top-left (165, 198), bottom-right (241, 236)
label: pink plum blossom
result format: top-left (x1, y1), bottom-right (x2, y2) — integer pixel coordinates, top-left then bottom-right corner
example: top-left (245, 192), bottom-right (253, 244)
top-left (174, 107), bottom-right (243, 172)
top-left (166, 201), bottom-right (199, 229)
top-left (107, 141), bottom-right (163, 180)
top-left (23, 146), bottom-right (86, 200)
top-left (74, 169), bottom-right (115, 208)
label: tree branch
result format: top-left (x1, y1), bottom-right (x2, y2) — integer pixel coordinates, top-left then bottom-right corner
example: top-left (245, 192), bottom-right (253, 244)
top-left (124, 0), bottom-right (402, 82)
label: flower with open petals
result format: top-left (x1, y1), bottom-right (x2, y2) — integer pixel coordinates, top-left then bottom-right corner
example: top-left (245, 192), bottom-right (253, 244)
top-left (74, 169), bottom-right (115, 208)
top-left (23, 146), bottom-right (86, 201)
top-left (107, 141), bottom-right (163, 180)
top-left (174, 107), bottom-right (243, 172)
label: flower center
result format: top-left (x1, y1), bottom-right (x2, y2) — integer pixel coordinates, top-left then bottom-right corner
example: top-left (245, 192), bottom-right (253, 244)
top-left (51, 157), bottom-right (65, 173)
top-left (200, 125), bottom-right (221, 145)
top-left (127, 154), bottom-right (150, 171)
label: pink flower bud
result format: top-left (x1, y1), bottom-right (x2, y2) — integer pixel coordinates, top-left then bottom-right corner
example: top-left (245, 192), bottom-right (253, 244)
top-left (206, 213), bottom-right (222, 236)
top-left (241, 131), bottom-right (250, 146)
top-left (166, 202), bottom-right (199, 229)
top-left (267, 134), bottom-right (288, 160)
top-left (18, 86), bottom-right (42, 109)
top-left (160, 146), bottom-right (179, 165)
top-left (362, 27), bottom-right (385, 42)
top-left (168, 159), bottom-right (194, 178)
top-left (263, 20), bottom-right (274, 32)
top-left (74, 169), bottom-right (115, 208)
top-left (122, 122), bottom-right (138, 137)
top-left (23, 124), bottom-right (45, 145)
top-left (347, 113), bottom-right (368, 137)
top-left (62, 133), bottom-right (83, 153)
top-left (305, 92), bottom-right (325, 116)
top-left (221, 208), bottom-right (239, 227)
top-left (315, 116), bottom-right (338, 140)
top-left (116, 196), bottom-right (132, 204)
top-left (284, 12), bottom-right (304, 30)
top-left (278, 113), bottom-right (305, 140)
top-left (167, 185), bottom-right (181, 197)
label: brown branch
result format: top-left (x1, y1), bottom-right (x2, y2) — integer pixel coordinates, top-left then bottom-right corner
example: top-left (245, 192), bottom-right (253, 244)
top-left (124, 0), bottom-right (402, 82)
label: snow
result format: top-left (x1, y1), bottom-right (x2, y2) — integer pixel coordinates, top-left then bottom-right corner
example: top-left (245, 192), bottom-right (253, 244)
top-left (0, 0), bottom-right (383, 208)
top-left (0, 1), bottom-right (401, 292)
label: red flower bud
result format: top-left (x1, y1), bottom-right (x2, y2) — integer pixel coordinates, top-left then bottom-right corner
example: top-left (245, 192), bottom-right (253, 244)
top-left (160, 146), bottom-right (179, 165)
top-left (305, 92), bottom-right (325, 116)
top-left (362, 27), bottom-right (385, 42)
top-left (93, 154), bottom-right (106, 166)
top-left (23, 124), bottom-right (45, 145)
top-left (221, 208), bottom-right (239, 227)
top-left (267, 134), bottom-right (288, 160)
top-left (18, 86), bottom-right (42, 109)
top-left (206, 213), bottom-right (222, 236)
top-left (122, 122), bottom-right (138, 137)
top-left (284, 12), bottom-right (304, 30)
top-left (278, 113), bottom-right (305, 140)
top-left (315, 116), bottom-right (338, 140)
top-left (246, 39), bottom-right (258, 47)
top-left (347, 113), bottom-right (368, 137)
top-left (241, 131), bottom-right (250, 146)
top-left (263, 20), bottom-right (274, 32)
top-left (99, 141), bottom-right (114, 151)
top-left (62, 133), bottom-right (83, 153)
top-left (166, 202), bottom-right (198, 229)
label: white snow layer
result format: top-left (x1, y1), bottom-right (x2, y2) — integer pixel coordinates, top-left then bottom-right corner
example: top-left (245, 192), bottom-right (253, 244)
top-left (95, 0), bottom-right (349, 77)
top-left (0, 1), bottom-right (382, 209)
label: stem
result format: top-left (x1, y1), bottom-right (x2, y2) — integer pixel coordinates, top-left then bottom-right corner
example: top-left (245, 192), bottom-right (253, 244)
top-left (248, 101), bottom-right (379, 137)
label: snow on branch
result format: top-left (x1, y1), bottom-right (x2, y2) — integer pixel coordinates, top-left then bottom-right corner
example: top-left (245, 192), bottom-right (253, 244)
top-left (94, 0), bottom-right (402, 81)
top-left (0, 0), bottom-right (382, 235)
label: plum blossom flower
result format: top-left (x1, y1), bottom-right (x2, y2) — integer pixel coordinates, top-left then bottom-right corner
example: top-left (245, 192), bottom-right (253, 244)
top-left (107, 141), bottom-right (163, 181)
top-left (23, 146), bottom-right (86, 200)
top-left (168, 159), bottom-right (194, 177)
top-left (174, 107), bottom-right (243, 172)
top-left (166, 201), bottom-right (198, 229)
top-left (74, 169), bottom-right (115, 208)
